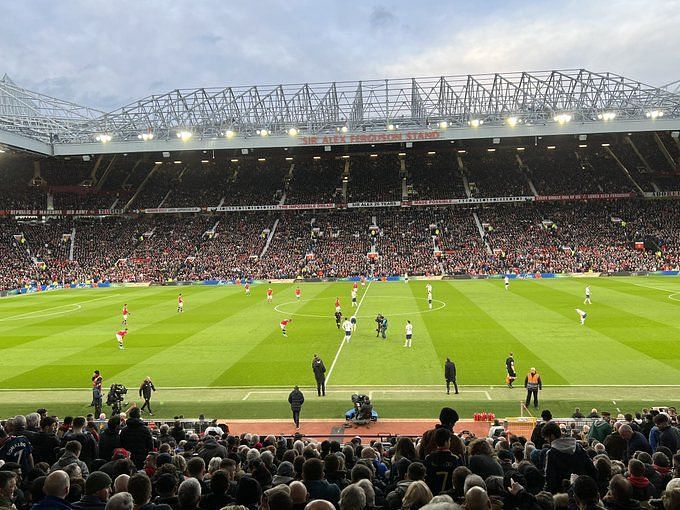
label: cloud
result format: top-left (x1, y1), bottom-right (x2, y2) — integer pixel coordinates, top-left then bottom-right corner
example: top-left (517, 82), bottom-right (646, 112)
top-left (0, 0), bottom-right (678, 111)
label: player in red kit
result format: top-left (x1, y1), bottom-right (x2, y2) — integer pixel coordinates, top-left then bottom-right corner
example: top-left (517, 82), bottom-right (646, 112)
top-left (353, 281), bottom-right (358, 291)
top-left (295, 287), bottom-right (301, 300)
top-left (177, 294), bottom-right (184, 312)
top-left (335, 297), bottom-right (341, 313)
top-left (280, 318), bottom-right (292, 337)
top-left (267, 287), bottom-right (273, 303)
top-left (122, 304), bottom-right (130, 325)
top-left (115, 328), bottom-right (128, 349)
top-left (245, 282), bottom-right (251, 296)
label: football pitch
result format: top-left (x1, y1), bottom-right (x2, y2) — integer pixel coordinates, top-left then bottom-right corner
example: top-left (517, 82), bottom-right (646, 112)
top-left (1, 277), bottom-right (679, 420)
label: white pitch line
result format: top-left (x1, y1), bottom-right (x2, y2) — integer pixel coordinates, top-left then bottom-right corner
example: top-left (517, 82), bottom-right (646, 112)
top-left (485, 391), bottom-right (492, 401)
top-left (326, 281), bottom-right (372, 384)
top-left (0, 294), bottom-right (119, 322)
top-left (242, 392), bottom-right (252, 401)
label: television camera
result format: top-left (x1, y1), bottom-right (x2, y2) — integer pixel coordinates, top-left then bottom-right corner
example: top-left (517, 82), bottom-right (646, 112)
top-left (106, 384), bottom-right (128, 415)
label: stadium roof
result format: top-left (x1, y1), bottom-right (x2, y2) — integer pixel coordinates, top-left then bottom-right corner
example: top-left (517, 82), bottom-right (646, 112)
top-left (1, 69), bottom-right (679, 157)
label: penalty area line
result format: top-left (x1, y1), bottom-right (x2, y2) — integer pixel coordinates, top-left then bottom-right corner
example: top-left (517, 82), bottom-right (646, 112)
top-left (326, 281), bottom-right (372, 384)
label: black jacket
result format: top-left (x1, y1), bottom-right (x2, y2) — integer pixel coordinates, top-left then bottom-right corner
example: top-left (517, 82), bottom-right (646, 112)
top-left (61, 431), bottom-right (98, 464)
top-left (444, 361), bottom-right (456, 381)
top-left (72, 495), bottom-right (107, 510)
top-left (312, 359), bottom-right (326, 382)
top-left (197, 437), bottom-right (228, 464)
top-left (544, 437), bottom-right (597, 493)
top-left (139, 381), bottom-right (156, 400)
top-left (97, 427), bottom-right (120, 462)
top-left (31, 431), bottom-right (61, 465)
top-left (288, 389), bottom-right (304, 411)
top-left (120, 418), bottom-right (154, 469)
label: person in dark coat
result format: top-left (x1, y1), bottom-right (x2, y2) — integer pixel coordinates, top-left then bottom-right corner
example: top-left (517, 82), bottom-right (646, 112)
top-left (542, 421), bottom-right (597, 493)
top-left (61, 416), bottom-right (98, 465)
top-left (98, 416), bottom-right (121, 462)
top-left (604, 427), bottom-right (627, 462)
top-left (32, 471), bottom-right (72, 510)
top-left (444, 358), bottom-right (458, 395)
top-left (312, 355), bottom-right (326, 397)
top-left (31, 417), bottom-right (61, 465)
top-left (119, 407), bottom-right (153, 470)
top-left (618, 425), bottom-right (651, 462)
top-left (288, 386), bottom-right (305, 429)
top-left (139, 377), bottom-right (156, 416)
top-left (72, 471), bottom-right (112, 510)
top-left (197, 436), bottom-right (228, 465)
top-left (301, 458), bottom-right (340, 507)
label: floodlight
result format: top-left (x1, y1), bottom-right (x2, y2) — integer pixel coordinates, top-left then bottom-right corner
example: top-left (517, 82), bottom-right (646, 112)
top-left (260, 129), bottom-right (269, 137)
top-left (313, 156), bottom-right (321, 160)
top-left (176, 131), bottom-right (192, 141)
top-left (505, 116), bottom-right (519, 127)
top-left (137, 133), bottom-right (154, 141)
top-left (645, 110), bottom-right (664, 119)
top-left (95, 134), bottom-right (112, 143)
top-left (439, 121), bottom-right (448, 129)
top-left (341, 126), bottom-right (348, 133)
top-left (597, 112), bottom-right (616, 121)
top-left (288, 128), bottom-right (298, 136)
top-left (225, 130), bottom-right (235, 138)
top-left (553, 114), bottom-right (572, 124)
top-left (468, 119), bottom-right (483, 128)
top-left (387, 124), bottom-right (395, 130)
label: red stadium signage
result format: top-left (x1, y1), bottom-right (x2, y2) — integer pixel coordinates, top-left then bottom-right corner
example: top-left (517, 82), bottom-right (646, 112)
top-left (348, 201), bottom-right (401, 208)
top-left (3, 209), bottom-right (124, 216)
top-left (535, 193), bottom-right (635, 202)
top-left (207, 203), bottom-right (335, 212)
top-left (299, 130), bottom-right (441, 146)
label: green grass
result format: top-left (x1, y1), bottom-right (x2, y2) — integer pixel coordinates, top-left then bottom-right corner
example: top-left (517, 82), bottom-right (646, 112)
top-left (1, 277), bottom-right (679, 419)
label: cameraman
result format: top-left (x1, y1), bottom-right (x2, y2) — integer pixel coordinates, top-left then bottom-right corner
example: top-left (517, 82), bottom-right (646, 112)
top-left (139, 377), bottom-right (156, 416)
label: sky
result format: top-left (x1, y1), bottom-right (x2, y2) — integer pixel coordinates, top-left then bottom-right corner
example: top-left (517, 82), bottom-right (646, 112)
top-left (2, 0), bottom-right (679, 111)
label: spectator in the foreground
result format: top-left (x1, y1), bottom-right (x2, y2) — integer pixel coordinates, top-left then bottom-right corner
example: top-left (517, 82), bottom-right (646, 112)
top-left (0, 471), bottom-right (17, 510)
top-left (464, 486), bottom-right (491, 510)
top-left (289, 481), bottom-right (308, 510)
top-left (302, 459), bottom-right (340, 507)
top-left (626, 459), bottom-right (656, 502)
top-left (119, 408), bottom-right (153, 470)
top-left (339, 484), bottom-right (365, 510)
top-left (572, 475), bottom-right (604, 510)
top-left (105, 492), bottom-right (134, 510)
top-left (401, 480), bottom-right (432, 510)
top-left (32, 417), bottom-right (61, 465)
top-left (72, 471), bottom-right (112, 510)
top-left (33, 470), bottom-right (71, 510)
top-left (52, 440), bottom-right (90, 477)
top-left (542, 422), bottom-right (597, 493)
top-left (602, 475), bottom-right (641, 510)
top-left (618, 425), bottom-right (651, 462)
top-left (177, 478), bottom-right (201, 510)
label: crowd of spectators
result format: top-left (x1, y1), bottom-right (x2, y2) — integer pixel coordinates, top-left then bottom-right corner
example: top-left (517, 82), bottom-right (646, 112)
top-left (1, 198), bottom-right (680, 290)
top-left (0, 405), bottom-right (678, 510)
top-left (465, 151), bottom-right (531, 198)
top-left (286, 161), bottom-right (344, 205)
top-left (347, 156), bottom-right (403, 203)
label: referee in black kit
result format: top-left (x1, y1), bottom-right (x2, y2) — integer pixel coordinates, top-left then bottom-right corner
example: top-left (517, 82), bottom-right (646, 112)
top-left (444, 357), bottom-right (458, 395)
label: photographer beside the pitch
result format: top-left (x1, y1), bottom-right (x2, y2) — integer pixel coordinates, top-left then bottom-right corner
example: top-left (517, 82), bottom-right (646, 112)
top-left (139, 377), bottom-right (156, 416)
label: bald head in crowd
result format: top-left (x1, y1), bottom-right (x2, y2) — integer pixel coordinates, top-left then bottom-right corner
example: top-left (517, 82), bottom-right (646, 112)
top-left (43, 470), bottom-right (70, 500)
top-left (464, 487), bottom-right (491, 510)
top-left (304, 499), bottom-right (336, 510)
top-left (113, 474), bottom-right (130, 494)
top-left (290, 481), bottom-right (308, 505)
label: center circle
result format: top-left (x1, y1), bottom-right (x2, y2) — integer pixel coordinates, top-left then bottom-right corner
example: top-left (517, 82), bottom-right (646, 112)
top-left (273, 295), bottom-right (446, 318)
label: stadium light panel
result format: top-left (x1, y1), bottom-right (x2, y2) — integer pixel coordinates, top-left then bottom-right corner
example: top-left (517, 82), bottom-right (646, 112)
top-left (505, 116), bottom-right (519, 127)
top-left (288, 128), bottom-right (298, 136)
top-left (0, 148), bottom-right (5, 153)
top-left (516, 147), bottom-right (525, 151)
top-left (427, 151), bottom-right (436, 155)
top-left (597, 112), bottom-right (617, 121)
top-left (387, 124), bottom-right (395, 130)
top-left (341, 155), bottom-right (350, 159)
top-left (439, 121), bottom-right (448, 129)
top-left (154, 161), bottom-right (163, 164)
top-left (468, 119), bottom-right (483, 128)
top-left (487, 148), bottom-right (496, 152)
top-left (230, 158), bottom-right (239, 163)
top-left (137, 133), bottom-right (154, 141)
top-left (370, 154), bottom-right (378, 158)
top-left (257, 129), bottom-right (269, 137)
top-left (201, 160), bottom-right (210, 163)
top-left (645, 110), bottom-right (664, 119)
top-left (173, 160), bottom-right (182, 164)
top-left (285, 157), bottom-right (294, 161)
top-left (95, 134), bottom-right (112, 143)
top-left (546, 145), bottom-right (556, 150)
top-left (553, 114), bottom-right (572, 124)
top-left (341, 126), bottom-right (348, 133)
top-left (398, 152), bottom-right (406, 156)
top-left (601, 143), bottom-right (611, 147)
top-left (225, 130), bottom-right (235, 139)
top-left (578, 144), bottom-right (588, 148)
top-left (258, 158), bottom-right (266, 162)
top-left (176, 131), bottom-right (193, 141)
top-left (313, 156), bottom-right (321, 160)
